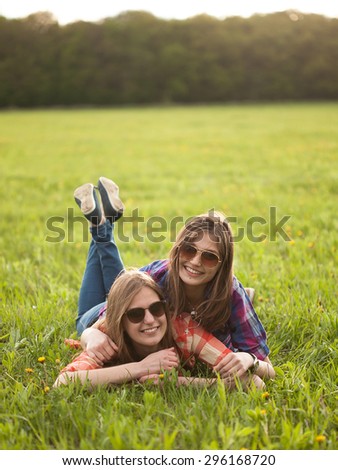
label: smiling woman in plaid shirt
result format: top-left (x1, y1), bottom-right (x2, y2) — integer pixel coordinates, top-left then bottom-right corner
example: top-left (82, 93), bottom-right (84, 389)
top-left (55, 269), bottom-right (265, 389)
top-left (70, 177), bottom-right (275, 387)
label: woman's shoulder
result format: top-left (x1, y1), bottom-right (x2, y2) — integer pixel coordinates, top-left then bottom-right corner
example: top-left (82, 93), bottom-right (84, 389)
top-left (232, 276), bottom-right (256, 306)
top-left (232, 275), bottom-right (249, 299)
top-left (139, 259), bottom-right (169, 281)
top-left (230, 275), bottom-right (257, 317)
top-left (232, 274), bottom-right (242, 291)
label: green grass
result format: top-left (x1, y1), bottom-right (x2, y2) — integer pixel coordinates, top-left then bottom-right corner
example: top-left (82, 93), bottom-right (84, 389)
top-left (0, 103), bottom-right (337, 450)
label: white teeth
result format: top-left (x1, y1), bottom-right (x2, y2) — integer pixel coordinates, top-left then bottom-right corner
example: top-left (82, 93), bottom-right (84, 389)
top-left (142, 327), bottom-right (158, 334)
top-left (185, 266), bottom-right (201, 275)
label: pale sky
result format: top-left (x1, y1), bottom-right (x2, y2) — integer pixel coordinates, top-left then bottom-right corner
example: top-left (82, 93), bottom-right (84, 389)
top-left (0, 0), bottom-right (337, 24)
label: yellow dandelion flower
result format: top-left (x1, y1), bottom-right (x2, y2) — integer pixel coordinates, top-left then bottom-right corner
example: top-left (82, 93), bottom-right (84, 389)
top-left (158, 374), bottom-right (165, 379)
top-left (297, 230), bottom-right (303, 236)
top-left (308, 242), bottom-right (315, 248)
top-left (260, 409), bottom-right (267, 415)
top-left (25, 368), bottom-right (34, 373)
top-left (258, 296), bottom-right (264, 302)
top-left (55, 358), bottom-right (61, 364)
top-left (315, 435), bottom-right (326, 443)
top-left (261, 392), bottom-right (270, 399)
top-left (38, 356), bottom-right (46, 363)
top-left (289, 240), bottom-right (295, 246)
top-left (44, 386), bottom-right (50, 393)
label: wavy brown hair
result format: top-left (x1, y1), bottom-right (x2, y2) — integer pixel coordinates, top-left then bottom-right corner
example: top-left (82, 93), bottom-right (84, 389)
top-left (102, 269), bottom-right (174, 364)
top-left (166, 211), bottom-right (234, 332)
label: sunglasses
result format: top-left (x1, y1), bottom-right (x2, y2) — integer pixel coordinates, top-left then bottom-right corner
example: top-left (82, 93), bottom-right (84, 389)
top-left (124, 300), bottom-right (166, 324)
top-left (179, 242), bottom-right (221, 268)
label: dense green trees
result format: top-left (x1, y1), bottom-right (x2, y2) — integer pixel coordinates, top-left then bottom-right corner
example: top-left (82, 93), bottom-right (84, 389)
top-left (0, 10), bottom-right (337, 106)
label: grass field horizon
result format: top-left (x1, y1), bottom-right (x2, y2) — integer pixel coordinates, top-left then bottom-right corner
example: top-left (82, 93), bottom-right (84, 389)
top-left (0, 102), bottom-right (337, 450)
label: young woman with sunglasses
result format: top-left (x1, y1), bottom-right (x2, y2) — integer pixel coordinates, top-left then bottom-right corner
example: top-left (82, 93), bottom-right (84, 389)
top-left (55, 269), bottom-right (264, 388)
top-left (73, 177), bottom-right (275, 385)
top-left (55, 270), bottom-right (177, 386)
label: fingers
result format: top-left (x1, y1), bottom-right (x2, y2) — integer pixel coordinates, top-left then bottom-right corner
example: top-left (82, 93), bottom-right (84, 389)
top-left (214, 354), bottom-right (233, 372)
top-left (166, 350), bottom-right (179, 366)
top-left (139, 374), bottom-right (161, 385)
top-left (157, 349), bottom-right (179, 371)
top-left (86, 350), bottom-right (104, 367)
top-left (109, 339), bottom-right (119, 353)
top-left (216, 359), bottom-right (247, 377)
top-left (160, 358), bottom-right (179, 371)
top-left (214, 352), bottom-right (249, 378)
top-left (142, 348), bottom-right (180, 374)
top-left (101, 341), bottom-right (118, 361)
top-left (218, 365), bottom-right (246, 379)
top-left (86, 339), bottom-right (118, 364)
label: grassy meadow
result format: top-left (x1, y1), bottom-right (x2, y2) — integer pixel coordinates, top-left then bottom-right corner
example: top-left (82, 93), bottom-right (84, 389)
top-left (0, 103), bottom-right (337, 450)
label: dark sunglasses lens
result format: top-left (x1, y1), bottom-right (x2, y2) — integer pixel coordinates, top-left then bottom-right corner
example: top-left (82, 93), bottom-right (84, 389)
top-left (180, 243), bottom-right (219, 267)
top-left (201, 251), bottom-right (219, 267)
top-left (125, 301), bottom-right (165, 323)
top-left (148, 301), bottom-right (165, 317)
top-left (180, 243), bottom-right (197, 259)
top-left (126, 308), bottom-right (145, 323)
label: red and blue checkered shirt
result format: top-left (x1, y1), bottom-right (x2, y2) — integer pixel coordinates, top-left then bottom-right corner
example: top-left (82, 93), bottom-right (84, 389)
top-left (61, 259), bottom-right (270, 375)
top-left (139, 259), bottom-right (270, 360)
top-left (61, 312), bottom-right (233, 374)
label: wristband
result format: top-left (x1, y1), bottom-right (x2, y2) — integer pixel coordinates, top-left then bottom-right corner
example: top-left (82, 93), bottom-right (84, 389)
top-left (247, 352), bottom-right (259, 374)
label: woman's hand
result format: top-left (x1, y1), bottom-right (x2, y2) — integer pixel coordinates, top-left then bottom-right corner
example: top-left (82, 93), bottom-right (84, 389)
top-left (138, 374), bottom-right (164, 385)
top-left (214, 351), bottom-right (254, 379)
top-left (215, 352), bottom-right (275, 381)
top-left (139, 347), bottom-right (179, 375)
top-left (81, 327), bottom-right (118, 366)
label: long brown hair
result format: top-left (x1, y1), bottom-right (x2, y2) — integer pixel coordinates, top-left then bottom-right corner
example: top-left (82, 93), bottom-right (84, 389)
top-left (166, 211), bottom-right (234, 331)
top-left (103, 269), bottom-right (174, 364)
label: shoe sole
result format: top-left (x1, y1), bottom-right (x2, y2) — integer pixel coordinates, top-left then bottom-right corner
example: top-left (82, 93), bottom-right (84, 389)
top-left (98, 177), bottom-right (125, 216)
top-left (74, 183), bottom-right (96, 215)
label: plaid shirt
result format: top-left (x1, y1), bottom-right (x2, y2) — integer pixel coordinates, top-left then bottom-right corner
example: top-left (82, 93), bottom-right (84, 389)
top-left (95, 259), bottom-right (269, 360)
top-left (61, 313), bottom-right (231, 374)
top-left (140, 259), bottom-right (270, 360)
top-left (172, 312), bottom-right (231, 368)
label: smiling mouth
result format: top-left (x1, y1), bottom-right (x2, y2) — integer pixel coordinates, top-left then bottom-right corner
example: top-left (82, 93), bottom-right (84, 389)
top-left (141, 326), bottom-right (160, 334)
top-left (184, 265), bottom-right (203, 276)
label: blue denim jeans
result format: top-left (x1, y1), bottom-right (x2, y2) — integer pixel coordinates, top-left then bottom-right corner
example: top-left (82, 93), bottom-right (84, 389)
top-left (76, 220), bottom-right (124, 334)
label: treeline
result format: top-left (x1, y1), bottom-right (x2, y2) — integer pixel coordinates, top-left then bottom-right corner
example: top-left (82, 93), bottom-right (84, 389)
top-left (1, 10), bottom-right (338, 107)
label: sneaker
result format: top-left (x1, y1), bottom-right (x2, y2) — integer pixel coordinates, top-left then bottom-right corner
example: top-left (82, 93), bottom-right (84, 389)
top-left (74, 183), bottom-right (102, 225)
top-left (97, 177), bottom-right (125, 222)
top-left (245, 288), bottom-right (255, 303)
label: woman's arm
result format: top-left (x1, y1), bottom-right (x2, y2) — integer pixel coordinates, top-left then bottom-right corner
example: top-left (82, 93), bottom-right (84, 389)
top-left (172, 313), bottom-right (232, 367)
top-left (139, 374), bottom-right (219, 387)
top-left (214, 353), bottom-right (276, 380)
top-left (80, 323), bottom-right (118, 366)
top-left (256, 356), bottom-right (275, 379)
top-left (229, 277), bottom-right (270, 360)
top-left (139, 373), bottom-right (265, 390)
top-left (54, 348), bottom-right (179, 388)
top-left (173, 313), bottom-right (273, 387)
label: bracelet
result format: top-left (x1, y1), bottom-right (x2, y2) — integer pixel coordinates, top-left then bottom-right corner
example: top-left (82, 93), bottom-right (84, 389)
top-left (247, 352), bottom-right (259, 374)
